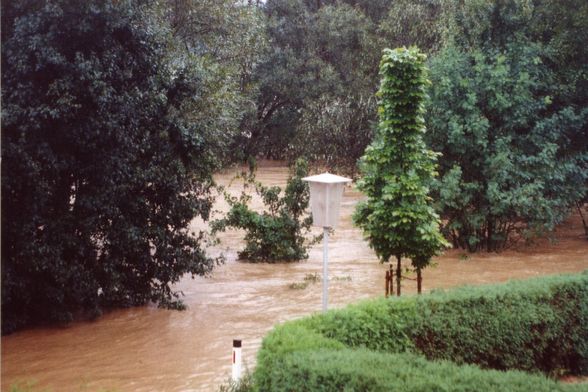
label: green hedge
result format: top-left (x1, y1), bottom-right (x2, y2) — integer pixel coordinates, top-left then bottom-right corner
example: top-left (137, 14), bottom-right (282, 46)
top-left (254, 272), bottom-right (588, 391)
top-left (409, 274), bottom-right (588, 375)
top-left (264, 349), bottom-right (586, 392)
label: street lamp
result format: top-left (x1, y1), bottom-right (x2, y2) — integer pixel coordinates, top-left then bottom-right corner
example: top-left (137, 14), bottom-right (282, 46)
top-left (302, 173), bottom-right (352, 312)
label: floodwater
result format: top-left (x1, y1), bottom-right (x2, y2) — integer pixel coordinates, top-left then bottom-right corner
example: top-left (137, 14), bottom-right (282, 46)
top-left (3, 163), bottom-right (588, 391)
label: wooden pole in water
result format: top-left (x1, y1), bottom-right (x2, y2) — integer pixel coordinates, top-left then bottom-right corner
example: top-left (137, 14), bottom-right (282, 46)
top-left (385, 270), bottom-right (390, 297)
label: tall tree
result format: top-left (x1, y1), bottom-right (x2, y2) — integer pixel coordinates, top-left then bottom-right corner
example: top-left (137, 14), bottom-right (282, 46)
top-left (1, 0), bottom-right (224, 333)
top-left (354, 48), bottom-right (448, 295)
top-left (378, 0), bottom-right (445, 54)
top-left (419, 0), bottom-right (588, 251)
top-left (164, 0), bottom-right (268, 164)
top-left (427, 43), bottom-right (588, 251)
top-left (248, 0), bottom-right (385, 165)
top-left (285, 2), bottom-right (380, 174)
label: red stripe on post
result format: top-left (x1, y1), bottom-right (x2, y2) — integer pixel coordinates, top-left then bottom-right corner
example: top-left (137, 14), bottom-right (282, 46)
top-left (233, 351), bottom-right (235, 364)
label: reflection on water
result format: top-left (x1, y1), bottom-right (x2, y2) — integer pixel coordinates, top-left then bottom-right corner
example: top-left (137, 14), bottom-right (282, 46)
top-left (3, 163), bottom-right (588, 391)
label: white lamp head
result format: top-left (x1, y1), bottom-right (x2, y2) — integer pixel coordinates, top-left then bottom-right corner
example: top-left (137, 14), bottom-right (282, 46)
top-left (302, 173), bottom-right (352, 229)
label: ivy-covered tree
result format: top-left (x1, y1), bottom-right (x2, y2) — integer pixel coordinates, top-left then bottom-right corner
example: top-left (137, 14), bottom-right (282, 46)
top-left (354, 47), bottom-right (448, 295)
top-left (1, 1), bottom-right (224, 333)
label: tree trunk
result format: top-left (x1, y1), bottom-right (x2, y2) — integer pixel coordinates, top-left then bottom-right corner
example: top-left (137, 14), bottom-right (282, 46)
top-left (396, 255), bottom-right (401, 296)
top-left (417, 268), bottom-right (422, 294)
top-left (577, 202), bottom-right (588, 240)
top-left (389, 263), bottom-right (393, 295)
top-left (486, 218), bottom-right (493, 252)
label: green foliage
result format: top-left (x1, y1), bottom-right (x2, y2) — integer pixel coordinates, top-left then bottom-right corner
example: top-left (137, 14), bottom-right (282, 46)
top-left (427, 43), bottom-right (588, 251)
top-left (254, 272), bottom-right (588, 391)
top-left (287, 273), bottom-right (322, 289)
top-left (353, 47), bottom-right (448, 292)
top-left (212, 159), bottom-right (315, 262)
top-left (299, 298), bottom-right (416, 353)
top-left (218, 370), bottom-right (255, 392)
top-left (165, 0), bottom-right (269, 164)
top-left (261, 350), bottom-right (583, 392)
top-left (254, 323), bottom-right (345, 391)
top-left (241, 0), bottom-right (588, 224)
top-left (1, 1), bottom-right (223, 333)
top-left (409, 273), bottom-right (588, 376)
top-left (249, 0), bottom-right (383, 166)
top-left (287, 95), bottom-right (376, 176)
top-left (287, 282), bottom-right (309, 290)
top-left (425, 0), bottom-right (588, 251)
top-left (8, 382), bottom-right (48, 392)
top-left (379, 0), bottom-right (445, 53)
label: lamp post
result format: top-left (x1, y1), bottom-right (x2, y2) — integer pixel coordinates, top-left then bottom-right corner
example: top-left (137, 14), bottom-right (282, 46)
top-left (302, 173), bottom-right (352, 312)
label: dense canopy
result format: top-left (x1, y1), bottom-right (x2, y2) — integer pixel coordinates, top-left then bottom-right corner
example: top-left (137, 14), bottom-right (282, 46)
top-left (2, 0), bottom-right (586, 332)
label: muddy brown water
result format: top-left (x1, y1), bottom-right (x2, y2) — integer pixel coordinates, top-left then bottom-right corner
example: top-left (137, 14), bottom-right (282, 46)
top-left (3, 163), bottom-right (588, 391)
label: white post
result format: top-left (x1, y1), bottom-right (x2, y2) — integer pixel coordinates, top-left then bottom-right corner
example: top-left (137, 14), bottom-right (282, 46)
top-left (301, 172), bottom-right (351, 313)
top-left (232, 339), bottom-right (242, 382)
top-left (322, 227), bottom-right (329, 312)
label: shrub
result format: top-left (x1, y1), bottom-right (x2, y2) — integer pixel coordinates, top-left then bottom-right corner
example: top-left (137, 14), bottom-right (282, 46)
top-left (298, 297), bottom-right (416, 353)
top-left (408, 273), bottom-right (588, 375)
top-left (263, 350), bottom-right (585, 392)
top-left (254, 324), bottom-right (345, 391)
top-left (1, 0), bottom-right (222, 334)
top-left (295, 272), bottom-right (588, 376)
top-left (254, 272), bottom-right (588, 390)
top-left (218, 370), bottom-right (255, 392)
top-left (212, 159), bottom-right (316, 262)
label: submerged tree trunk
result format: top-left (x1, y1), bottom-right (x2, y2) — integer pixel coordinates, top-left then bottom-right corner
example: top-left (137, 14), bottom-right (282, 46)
top-left (396, 255), bottom-right (401, 296)
top-left (487, 217), bottom-right (494, 252)
top-left (577, 202), bottom-right (588, 240)
top-left (389, 263), bottom-right (393, 295)
top-left (417, 268), bottom-right (422, 294)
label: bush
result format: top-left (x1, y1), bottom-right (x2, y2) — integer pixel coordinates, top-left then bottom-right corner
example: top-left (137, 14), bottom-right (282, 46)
top-left (212, 159), bottom-right (316, 262)
top-left (409, 273), bottom-right (588, 375)
top-left (299, 297), bottom-right (416, 353)
top-left (254, 324), bottom-right (345, 390)
top-left (263, 350), bottom-right (585, 392)
top-left (254, 272), bottom-right (588, 390)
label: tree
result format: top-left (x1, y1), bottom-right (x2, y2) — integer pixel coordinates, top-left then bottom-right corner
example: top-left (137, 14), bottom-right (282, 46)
top-left (165, 0), bottom-right (269, 163)
top-left (249, 0), bottom-right (383, 163)
top-left (287, 95), bottom-right (376, 176)
top-left (284, 3), bottom-right (380, 176)
top-left (426, 43), bottom-right (588, 251)
top-left (1, 0), bottom-right (224, 333)
top-left (378, 0), bottom-right (445, 54)
top-left (212, 159), bottom-right (315, 262)
top-left (354, 47), bottom-right (448, 295)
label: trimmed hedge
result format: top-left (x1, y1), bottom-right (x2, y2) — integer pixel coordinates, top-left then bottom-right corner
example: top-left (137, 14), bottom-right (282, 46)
top-left (264, 350), bottom-right (586, 392)
top-left (409, 274), bottom-right (588, 375)
top-left (254, 272), bottom-right (588, 391)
